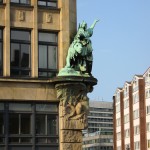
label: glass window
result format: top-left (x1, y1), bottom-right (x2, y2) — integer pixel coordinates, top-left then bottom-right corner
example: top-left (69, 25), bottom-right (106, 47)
top-left (147, 105), bottom-right (150, 114)
top-left (133, 93), bottom-right (139, 104)
top-left (0, 103), bottom-right (4, 110)
top-left (9, 114), bottom-right (19, 134)
top-left (0, 102), bottom-right (59, 149)
top-left (0, 30), bottom-right (2, 39)
top-left (124, 99), bottom-right (129, 109)
top-left (39, 32), bottom-right (57, 42)
top-left (0, 113), bottom-right (4, 134)
top-left (11, 0), bottom-right (30, 5)
top-left (133, 109), bottom-right (139, 119)
top-left (134, 141), bottom-right (140, 149)
top-left (36, 104), bottom-right (58, 112)
top-left (116, 104), bottom-right (120, 113)
top-left (38, 0), bottom-right (57, 8)
top-left (11, 30), bottom-right (30, 41)
top-left (36, 114), bottom-right (46, 135)
top-left (10, 30), bottom-right (31, 77)
top-left (134, 125), bottom-right (140, 135)
top-left (35, 114), bottom-right (58, 135)
top-left (38, 32), bottom-right (58, 78)
top-left (9, 113), bottom-right (31, 134)
top-left (0, 29), bottom-right (2, 76)
top-left (21, 114), bottom-right (31, 134)
top-left (124, 114), bottom-right (129, 123)
top-left (148, 140), bottom-right (150, 148)
top-left (47, 116), bottom-right (57, 135)
top-left (147, 122), bottom-right (150, 132)
top-left (9, 103), bottom-right (31, 111)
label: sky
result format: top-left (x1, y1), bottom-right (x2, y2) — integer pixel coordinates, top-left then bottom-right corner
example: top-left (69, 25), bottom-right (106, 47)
top-left (77, 0), bottom-right (150, 101)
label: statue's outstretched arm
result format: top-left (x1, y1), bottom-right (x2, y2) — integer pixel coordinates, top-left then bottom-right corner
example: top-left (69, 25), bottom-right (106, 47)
top-left (90, 19), bottom-right (99, 30)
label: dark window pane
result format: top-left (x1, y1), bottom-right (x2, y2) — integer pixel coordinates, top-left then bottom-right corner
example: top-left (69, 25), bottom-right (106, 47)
top-left (0, 30), bottom-right (2, 39)
top-left (20, 0), bottom-right (30, 4)
top-left (9, 103), bottom-right (31, 111)
top-left (11, 0), bottom-right (19, 3)
top-left (11, 30), bottom-right (30, 41)
top-left (47, 2), bottom-right (57, 7)
top-left (21, 44), bottom-right (30, 68)
top-left (39, 45), bottom-right (47, 68)
top-left (47, 116), bottom-right (57, 135)
top-left (36, 138), bottom-right (47, 144)
top-left (36, 104), bottom-right (58, 112)
top-left (48, 72), bottom-right (56, 78)
top-left (47, 138), bottom-right (58, 144)
top-left (11, 30), bottom-right (31, 77)
top-left (9, 146), bottom-right (32, 150)
top-left (21, 138), bottom-right (31, 143)
top-left (0, 103), bottom-right (4, 110)
top-left (9, 114), bottom-right (19, 134)
top-left (38, 1), bottom-right (46, 6)
top-left (21, 114), bottom-right (31, 134)
top-left (0, 43), bottom-right (2, 67)
top-left (21, 70), bottom-right (30, 76)
top-left (48, 46), bottom-right (57, 69)
top-left (11, 70), bottom-right (20, 76)
top-left (35, 147), bottom-right (58, 150)
top-left (9, 137), bottom-right (19, 143)
top-left (38, 72), bottom-right (47, 77)
top-left (0, 113), bottom-right (4, 134)
top-left (11, 43), bottom-right (20, 67)
top-left (36, 115), bottom-right (45, 135)
top-left (0, 138), bottom-right (4, 144)
top-left (39, 32), bottom-right (57, 43)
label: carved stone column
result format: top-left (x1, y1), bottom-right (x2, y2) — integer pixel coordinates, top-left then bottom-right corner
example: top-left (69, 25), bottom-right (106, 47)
top-left (55, 77), bottom-right (97, 150)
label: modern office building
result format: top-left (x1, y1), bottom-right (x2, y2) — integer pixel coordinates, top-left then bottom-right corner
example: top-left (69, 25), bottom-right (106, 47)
top-left (113, 68), bottom-right (150, 150)
top-left (83, 101), bottom-right (114, 150)
top-left (0, 0), bottom-right (77, 150)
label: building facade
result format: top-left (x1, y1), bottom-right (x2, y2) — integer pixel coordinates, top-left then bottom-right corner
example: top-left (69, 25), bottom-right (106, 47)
top-left (83, 101), bottom-right (114, 150)
top-left (113, 68), bottom-right (150, 150)
top-left (0, 0), bottom-right (77, 150)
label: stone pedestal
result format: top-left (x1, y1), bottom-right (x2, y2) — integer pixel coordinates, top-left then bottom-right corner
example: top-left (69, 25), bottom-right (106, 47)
top-left (54, 76), bottom-right (97, 150)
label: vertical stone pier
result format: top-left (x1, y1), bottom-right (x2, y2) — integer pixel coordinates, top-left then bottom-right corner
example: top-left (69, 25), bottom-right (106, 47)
top-left (54, 76), bottom-right (97, 150)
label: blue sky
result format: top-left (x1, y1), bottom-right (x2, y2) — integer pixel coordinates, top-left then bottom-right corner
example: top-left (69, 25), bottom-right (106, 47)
top-left (77, 0), bottom-right (150, 101)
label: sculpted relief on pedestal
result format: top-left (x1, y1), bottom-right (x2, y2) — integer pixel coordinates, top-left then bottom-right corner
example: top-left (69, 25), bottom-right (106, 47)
top-left (56, 83), bottom-right (90, 129)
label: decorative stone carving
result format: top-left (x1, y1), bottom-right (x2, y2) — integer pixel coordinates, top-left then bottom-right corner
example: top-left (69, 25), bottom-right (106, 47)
top-left (55, 75), bottom-right (97, 150)
top-left (63, 143), bottom-right (82, 150)
top-left (18, 11), bottom-right (25, 21)
top-left (46, 13), bottom-right (53, 23)
top-left (61, 130), bottom-right (82, 142)
top-left (56, 83), bottom-right (89, 129)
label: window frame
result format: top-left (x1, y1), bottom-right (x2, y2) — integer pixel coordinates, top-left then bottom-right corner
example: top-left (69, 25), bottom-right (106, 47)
top-left (38, 0), bottom-right (57, 8)
top-left (133, 109), bottom-right (139, 120)
top-left (10, 29), bottom-right (31, 77)
top-left (147, 105), bottom-right (150, 115)
top-left (10, 0), bottom-right (31, 5)
top-left (38, 31), bottom-right (58, 78)
top-left (0, 101), bottom-right (59, 149)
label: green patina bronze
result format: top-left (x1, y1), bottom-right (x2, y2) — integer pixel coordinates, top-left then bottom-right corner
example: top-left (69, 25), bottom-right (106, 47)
top-left (58, 19), bottom-right (99, 77)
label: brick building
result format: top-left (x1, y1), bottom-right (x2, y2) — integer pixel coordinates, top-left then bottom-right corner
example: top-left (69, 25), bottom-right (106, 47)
top-left (113, 68), bottom-right (150, 150)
